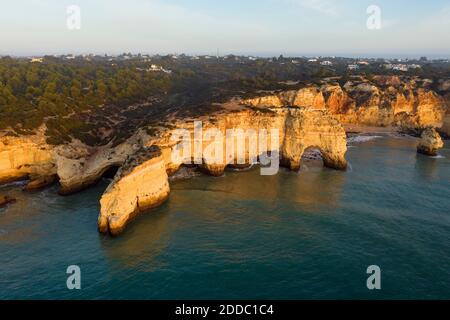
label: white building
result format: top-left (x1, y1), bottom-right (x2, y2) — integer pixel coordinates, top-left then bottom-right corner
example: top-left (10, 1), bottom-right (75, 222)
top-left (148, 64), bottom-right (172, 74)
top-left (347, 64), bottom-right (359, 70)
top-left (30, 57), bottom-right (44, 63)
top-left (409, 64), bottom-right (421, 69)
top-left (320, 60), bottom-right (333, 66)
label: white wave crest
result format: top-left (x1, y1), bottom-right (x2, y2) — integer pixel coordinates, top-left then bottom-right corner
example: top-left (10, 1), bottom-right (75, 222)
top-left (347, 135), bottom-right (383, 144)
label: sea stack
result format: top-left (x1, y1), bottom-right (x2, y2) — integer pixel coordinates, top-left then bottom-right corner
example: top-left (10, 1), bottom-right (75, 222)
top-left (417, 127), bottom-right (444, 156)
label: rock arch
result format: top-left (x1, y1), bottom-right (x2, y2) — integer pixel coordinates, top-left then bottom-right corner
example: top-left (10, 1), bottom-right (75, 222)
top-left (281, 108), bottom-right (347, 171)
top-left (98, 107), bottom-right (348, 235)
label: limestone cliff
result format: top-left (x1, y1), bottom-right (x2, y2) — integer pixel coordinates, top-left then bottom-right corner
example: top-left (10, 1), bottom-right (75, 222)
top-left (97, 106), bottom-right (347, 235)
top-left (0, 129), bottom-right (150, 194)
top-left (98, 146), bottom-right (170, 235)
top-left (2, 75), bottom-right (448, 236)
top-left (0, 134), bottom-right (55, 186)
top-left (56, 131), bottom-right (148, 195)
top-left (244, 87), bottom-right (325, 110)
top-left (244, 76), bottom-right (448, 131)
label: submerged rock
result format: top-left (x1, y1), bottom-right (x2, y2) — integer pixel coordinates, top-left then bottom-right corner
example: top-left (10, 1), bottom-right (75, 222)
top-left (439, 112), bottom-right (450, 138)
top-left (98, 107), bottom-right (348, 235)
top-left (417, 128), bottom-right (444, 156)
top-left (24, 175), bottom-right (56, 191)
top-left (0, 194), bottom-right (16, 207)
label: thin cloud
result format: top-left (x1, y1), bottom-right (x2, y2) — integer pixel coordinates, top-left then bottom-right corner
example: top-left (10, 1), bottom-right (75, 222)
top-left (287, 0), bottom-right (340, 17)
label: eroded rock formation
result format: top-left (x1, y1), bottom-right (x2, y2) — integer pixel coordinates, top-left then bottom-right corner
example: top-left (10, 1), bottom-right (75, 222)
top-left (417, 128), bottom-right (444, 156)
top-left (1, 75), bottom-right (448, 235)
top-left (244, 76), bottom-right (448, 131)
top-left (98, 106), bottom-right (347, 235)
top-left (0, 134), bottom-right (55, 185)
top-left (99, 146), bottom-right (170, 235)
top-left (0, 129), bottom-right (149, 194)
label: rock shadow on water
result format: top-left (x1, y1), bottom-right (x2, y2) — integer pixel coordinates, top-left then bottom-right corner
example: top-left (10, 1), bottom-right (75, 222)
top-left (289, 170), bottom-right (346, 214)
top-left (99, 201), bottom-right (174, 271)
top-left (414, 152), bottom-right (443, 182)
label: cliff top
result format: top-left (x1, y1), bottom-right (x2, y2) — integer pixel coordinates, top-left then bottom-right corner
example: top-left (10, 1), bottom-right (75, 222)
top-left (0, 56), bottom-right (448, 147)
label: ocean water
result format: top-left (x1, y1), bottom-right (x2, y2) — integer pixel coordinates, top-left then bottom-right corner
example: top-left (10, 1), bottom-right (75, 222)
top-left (0, 136), bottom-right (449, 300)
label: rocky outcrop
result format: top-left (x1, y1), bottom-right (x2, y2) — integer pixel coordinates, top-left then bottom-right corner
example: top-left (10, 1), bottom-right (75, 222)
top-left (99, 146), bottom-right (170, 236)
top-left (0, 194), bottom-right (16, 207)
top-left (417, 128), bottom-right (444, 156)
top-left (98, 106), bottom-right (348, 235)
top-left (0, 129), bottom-right (150, 195)
top-left (55, 132), bottom-right (147, 195)
top-left (329, 80), bottom-right (446, 129)
top-left (24, 175), bottom-right (56, 191)
top-left (243, 77), bottom-right (448, 131)
top-left (0, 135), bottom-right (55, 184)
top-left (4, 75), bottom-right (447, 236)
top-left (244, 87), bottom-right (325, 109)
top-left (282, 108), bottom-right (347, 170)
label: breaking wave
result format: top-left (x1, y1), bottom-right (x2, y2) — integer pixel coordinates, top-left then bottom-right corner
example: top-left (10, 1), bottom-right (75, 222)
top-left (347, 135), bottom-right (383, 144)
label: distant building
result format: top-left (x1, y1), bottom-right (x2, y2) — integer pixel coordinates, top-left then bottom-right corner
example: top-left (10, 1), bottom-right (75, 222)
top-left (148, 64), bottom-right (172, 74)
top-left (347, 64), bottom-right (359, 70)
top-left (320, 60), bottom-right (333, 66)
top-left (308, 58), bottom-right (318, 62)
top-left (30, 57), bottom-right (44, 63)
top-left (357, 61), bottom-right (370, 65)
top-left (393, 65), bottom-right (408, 72)
top-left (409, 64), bottom-right (421, 69)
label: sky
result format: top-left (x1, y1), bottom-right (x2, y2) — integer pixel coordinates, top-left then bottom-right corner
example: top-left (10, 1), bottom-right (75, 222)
top-left (0, 0), bottom-right (449, 58)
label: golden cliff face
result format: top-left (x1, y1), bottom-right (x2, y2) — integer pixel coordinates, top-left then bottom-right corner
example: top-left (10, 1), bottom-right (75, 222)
top-left (0, 131), bottom-right (148, 194)
top-left (1, 76), bottom-right (447, 235)
top-left (0, 102), bottom-right (348, 235)
top-left (98, 146), bottom-right (170, 235)
top-left (55, 131), bottom-right (148, 195)
top-left (330, 79), bottom-right (447, 129)
top-left (0, 135), bottom-right (55, 185)
top-left (244, 77), bottom-right (448, 130)
top-left (244, 87), bottom-right (325, 110)
top-left (97, 106), bottom-right (348, 235)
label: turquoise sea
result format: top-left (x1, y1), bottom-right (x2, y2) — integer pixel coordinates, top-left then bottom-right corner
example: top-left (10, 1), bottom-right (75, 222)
top-left (0, 136), bottom-right (449, 299)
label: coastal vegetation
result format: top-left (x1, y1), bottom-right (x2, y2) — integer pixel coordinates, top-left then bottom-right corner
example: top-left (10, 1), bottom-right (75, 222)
top-left (1, 54), bottom-right (449, 146)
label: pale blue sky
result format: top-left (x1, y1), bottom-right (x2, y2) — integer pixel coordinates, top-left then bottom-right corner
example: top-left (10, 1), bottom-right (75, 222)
top-left (1, 0), bottom-right (449, 57)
